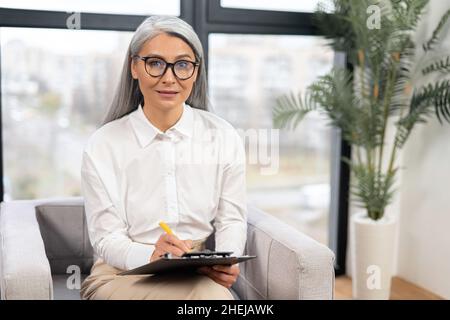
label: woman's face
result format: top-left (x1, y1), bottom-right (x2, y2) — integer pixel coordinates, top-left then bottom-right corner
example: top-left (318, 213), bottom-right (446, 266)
top-left (131, 33), bottom-right (199, 111)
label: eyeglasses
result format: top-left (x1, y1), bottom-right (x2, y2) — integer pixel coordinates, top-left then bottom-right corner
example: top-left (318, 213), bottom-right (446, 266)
top-left (133, 55), bottom-right (200, 80)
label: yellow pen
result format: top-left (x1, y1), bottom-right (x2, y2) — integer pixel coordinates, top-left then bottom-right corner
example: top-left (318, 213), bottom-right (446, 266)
top-left (158, 221), bottom-right (192, 252)
top-left (158, 221), bottom-right (174, 235)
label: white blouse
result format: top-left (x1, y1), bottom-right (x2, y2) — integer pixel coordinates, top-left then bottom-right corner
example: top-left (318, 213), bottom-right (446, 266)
top-left (81, 103), bottom-right (248, 271)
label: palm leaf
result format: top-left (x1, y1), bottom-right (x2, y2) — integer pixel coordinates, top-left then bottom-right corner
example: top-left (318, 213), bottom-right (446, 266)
top-left (392, 0), bottom-right (429, 30)
top-left (396, 80), bottom-right (450, 148)
top-left (422, 8), bottom-right (450, 52)
top-left (422, 56), bottom-right (450, 75)
top-left (307, 68), bottom-right (360, 142)
top-left (273, 91), bottom-right (315, 130)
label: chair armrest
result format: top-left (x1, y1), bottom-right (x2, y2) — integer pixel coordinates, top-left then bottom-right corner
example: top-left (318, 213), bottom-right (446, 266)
top-left (234, 205), bottom-right (335, 300)
top-left (0, 200), bottom-right (54, 299)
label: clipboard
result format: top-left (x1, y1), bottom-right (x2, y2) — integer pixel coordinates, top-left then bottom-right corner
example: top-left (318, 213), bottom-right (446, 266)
top-left (118, 250), bottom-right (257, 275)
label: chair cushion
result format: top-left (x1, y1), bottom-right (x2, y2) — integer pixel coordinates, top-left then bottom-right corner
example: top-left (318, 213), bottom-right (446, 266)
top-left (52, 274), bottom-right (88, 300)
top-left (35, 200), bottom-right (94, 274)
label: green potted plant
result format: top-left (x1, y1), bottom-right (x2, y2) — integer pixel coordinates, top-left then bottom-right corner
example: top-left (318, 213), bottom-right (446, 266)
top-left (273, 0), bottom-right (450, 299)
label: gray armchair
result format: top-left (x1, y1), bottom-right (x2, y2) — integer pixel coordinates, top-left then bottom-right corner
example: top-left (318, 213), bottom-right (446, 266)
top-left (0, 197), bottom-right (335, 300)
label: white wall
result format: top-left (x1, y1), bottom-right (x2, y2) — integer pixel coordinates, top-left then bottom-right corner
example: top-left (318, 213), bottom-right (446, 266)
top-left (346, 0), bottom-right (450, 299)
top-left (396, 0), bottom-right (450, 299)
top-left (397, 120), bottom-right (450, 299)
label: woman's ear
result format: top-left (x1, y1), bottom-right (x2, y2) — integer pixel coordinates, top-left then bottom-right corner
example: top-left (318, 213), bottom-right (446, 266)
top-left (130, 58), bottom-right (138, 80)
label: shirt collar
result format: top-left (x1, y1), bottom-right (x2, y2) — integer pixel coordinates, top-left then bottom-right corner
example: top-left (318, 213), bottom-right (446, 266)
top-left (129, 102), bottom-right (193, 148)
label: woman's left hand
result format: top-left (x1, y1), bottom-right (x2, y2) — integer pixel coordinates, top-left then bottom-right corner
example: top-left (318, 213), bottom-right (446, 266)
top-left (197, 264), bottom-right (240, 288)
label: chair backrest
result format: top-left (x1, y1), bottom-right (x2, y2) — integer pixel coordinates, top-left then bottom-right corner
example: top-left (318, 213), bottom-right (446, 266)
top-left (35, 198), bottom-right (94, 275)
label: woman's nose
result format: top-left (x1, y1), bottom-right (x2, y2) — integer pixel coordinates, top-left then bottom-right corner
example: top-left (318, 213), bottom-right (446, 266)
top-left (161, 66), bottom-right (176, 83)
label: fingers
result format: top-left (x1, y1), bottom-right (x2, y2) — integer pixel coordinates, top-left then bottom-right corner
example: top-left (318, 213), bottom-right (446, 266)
top-left (197, 266), bottom-right (238, 289)
top-left (212, 264), bottom-right (240, 276)
top-left (164, 234), bottom-right (192, 253)
top-left (197, 267), bottom-right (229, 287)
top-left (154, 234), bottom-right (194, 258)
top-left (209, 270), bottom-right (235, 288)
top-left (159, 241), bottom-right (185, 257)
top-left (184, 239), bottom-right (194, 251)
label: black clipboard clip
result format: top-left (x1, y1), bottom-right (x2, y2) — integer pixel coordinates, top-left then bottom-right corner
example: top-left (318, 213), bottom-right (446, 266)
top-left (182, 250), bottom-right (234, 258)
top-left (163, 250), bottom-right (234, 259)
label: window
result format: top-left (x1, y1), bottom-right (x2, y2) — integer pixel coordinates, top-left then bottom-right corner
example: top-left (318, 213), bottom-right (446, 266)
top-left (220, 0), bottom-right (321, 13)
top-left (209, 34), bottom-right (334, 244)
top-left (0, 0), bottom-right (180, 16)
top-left (1, 27), bottom-right (133, 200)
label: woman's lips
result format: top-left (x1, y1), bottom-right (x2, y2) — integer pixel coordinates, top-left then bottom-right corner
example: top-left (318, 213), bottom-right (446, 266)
top-left (157, 90), bottom-right (178, 98)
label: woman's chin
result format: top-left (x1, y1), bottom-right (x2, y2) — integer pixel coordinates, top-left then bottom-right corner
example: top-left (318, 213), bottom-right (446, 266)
top-left (155, 99), bottom-right (183, 110)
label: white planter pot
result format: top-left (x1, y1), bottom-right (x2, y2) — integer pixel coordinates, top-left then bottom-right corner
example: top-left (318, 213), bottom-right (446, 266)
top-left (350, 211), bottom-right (397, 300)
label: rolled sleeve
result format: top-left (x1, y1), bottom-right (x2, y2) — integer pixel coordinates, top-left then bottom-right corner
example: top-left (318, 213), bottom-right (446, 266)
top-left (214, 130), bottom-right (248, 257)
top-left (127, 242), bottom-right (156, 270)
top-left (81, 150), bottom-right (155, 271)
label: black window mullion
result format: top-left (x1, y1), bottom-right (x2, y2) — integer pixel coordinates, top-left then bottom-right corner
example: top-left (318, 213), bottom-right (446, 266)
top-left (180, 0), bottom-right (195, 27)
top-left (205, 24), bottom-right (319, 35)
top-left (207, 0), bottom-right (318, 31)
top-left (0, 8), bottom-right (150, 31)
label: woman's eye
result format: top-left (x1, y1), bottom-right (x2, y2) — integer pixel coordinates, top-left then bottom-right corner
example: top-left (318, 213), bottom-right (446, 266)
top-left (149, 60), bottom-right (163, 67)
top-left (177, 61), bottom-right (188, 68)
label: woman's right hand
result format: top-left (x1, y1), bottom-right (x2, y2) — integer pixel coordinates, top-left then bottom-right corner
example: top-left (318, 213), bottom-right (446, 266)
top-left (150, 233), bottom-right (193, 262)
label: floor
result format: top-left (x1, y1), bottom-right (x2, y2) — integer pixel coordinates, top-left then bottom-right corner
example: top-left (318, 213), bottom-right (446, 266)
top-left (335, 276), bottom-right (443, 300)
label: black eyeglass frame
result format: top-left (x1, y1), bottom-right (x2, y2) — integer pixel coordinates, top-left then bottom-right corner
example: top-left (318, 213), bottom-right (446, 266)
top-left (132, 55), bottom-right (200, 80)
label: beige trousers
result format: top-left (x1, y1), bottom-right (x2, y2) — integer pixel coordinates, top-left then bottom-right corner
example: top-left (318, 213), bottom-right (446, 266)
top-left (80, 239), bottom-right (235, 300)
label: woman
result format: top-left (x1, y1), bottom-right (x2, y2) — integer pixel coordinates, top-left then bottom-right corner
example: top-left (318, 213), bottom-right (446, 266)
top-left (79, 15), bottom-right (247, 300)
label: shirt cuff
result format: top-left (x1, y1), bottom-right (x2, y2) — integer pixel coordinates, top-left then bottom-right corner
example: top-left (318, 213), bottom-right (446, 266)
top-left (126, 242), bottom-right (156, 270)
top-left (215, 242), bottom-right (245, 257)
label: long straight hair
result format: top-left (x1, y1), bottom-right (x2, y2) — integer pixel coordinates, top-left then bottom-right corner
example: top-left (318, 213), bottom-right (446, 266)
top-left (102, 15), bottom-right (210, 126)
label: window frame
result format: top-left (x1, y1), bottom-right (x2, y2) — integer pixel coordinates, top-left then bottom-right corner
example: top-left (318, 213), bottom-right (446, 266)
top-left (0, 0), bottom-right (350, 275)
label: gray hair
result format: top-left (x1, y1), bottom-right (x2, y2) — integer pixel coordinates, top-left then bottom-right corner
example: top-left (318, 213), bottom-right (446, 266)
top-left (102, 15), bottom-right (210, 126)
